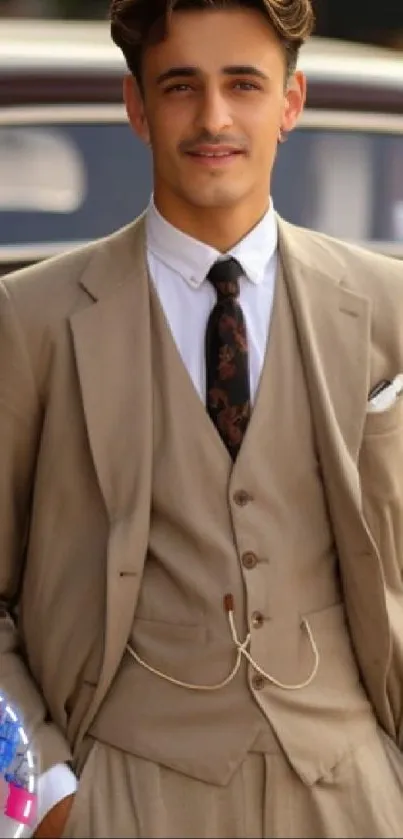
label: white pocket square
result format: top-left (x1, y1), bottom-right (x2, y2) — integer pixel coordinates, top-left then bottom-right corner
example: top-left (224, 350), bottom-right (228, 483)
top-left (367, 373), bottom-right (403, 413)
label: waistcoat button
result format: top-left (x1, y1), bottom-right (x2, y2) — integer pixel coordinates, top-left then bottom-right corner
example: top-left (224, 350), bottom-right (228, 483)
top-left (233, 490), bottom-right (252, 507)
top-left (252, 674), bottom-right (265, 691)
top-left (251, 611), bottom-right (264, 628)
top-left (242, 551), bottom-right (258, 569)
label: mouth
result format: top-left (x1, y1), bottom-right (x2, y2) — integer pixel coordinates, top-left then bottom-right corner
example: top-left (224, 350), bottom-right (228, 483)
top-left (185, 148), bottom-right (245, 167)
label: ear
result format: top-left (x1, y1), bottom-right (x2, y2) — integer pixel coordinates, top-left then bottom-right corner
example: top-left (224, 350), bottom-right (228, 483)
top-left (123, 74), bottom-right (150, 144)
top-left (281, 70), bottom-right (307, 135)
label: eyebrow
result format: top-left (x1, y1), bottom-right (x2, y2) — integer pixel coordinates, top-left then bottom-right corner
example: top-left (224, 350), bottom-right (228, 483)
top-left (156, 65), bottom-right (269, 85)
top-left (222, 65), bottom-right (268, 80)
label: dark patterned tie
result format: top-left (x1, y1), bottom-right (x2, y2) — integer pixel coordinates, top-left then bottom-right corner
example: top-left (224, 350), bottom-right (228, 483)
top-left (205, 258), bottom-right (251, 460)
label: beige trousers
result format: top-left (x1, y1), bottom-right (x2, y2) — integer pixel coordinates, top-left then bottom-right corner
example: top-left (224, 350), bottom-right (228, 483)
top-left (62, 728), bottom-right (403, 838)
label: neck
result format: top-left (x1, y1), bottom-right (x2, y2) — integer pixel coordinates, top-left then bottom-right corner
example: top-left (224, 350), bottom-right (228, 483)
top-left (153, 191), bottom-right (270, 252)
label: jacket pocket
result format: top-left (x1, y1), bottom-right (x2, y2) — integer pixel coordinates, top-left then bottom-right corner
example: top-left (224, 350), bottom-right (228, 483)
top-left (359, 410), bottom-right (403, 585)
top-left (132, 616), bottom-right (207, 644)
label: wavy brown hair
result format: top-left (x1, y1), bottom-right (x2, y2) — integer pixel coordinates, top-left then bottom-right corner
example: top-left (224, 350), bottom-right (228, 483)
top-left (110, 0), bottom-right (315, 85)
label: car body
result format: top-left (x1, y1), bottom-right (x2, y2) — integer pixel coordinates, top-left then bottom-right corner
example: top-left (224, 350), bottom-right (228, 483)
top-left (1, 19), bottom-right (403, 276)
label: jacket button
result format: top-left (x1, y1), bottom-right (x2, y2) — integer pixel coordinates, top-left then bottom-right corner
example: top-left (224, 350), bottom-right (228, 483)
top-left (242, 552), bottom-right (258, 569)
top-left (251, 611), bottom-right (264, 628)
top-left (252, 674), bottom-right (265, 691)
top-left (233, 490), bottom-right (252, 507)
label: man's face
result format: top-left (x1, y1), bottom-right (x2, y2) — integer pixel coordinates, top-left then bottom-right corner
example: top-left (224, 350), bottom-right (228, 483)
top-left (124, 7), bottom-right (306, 218)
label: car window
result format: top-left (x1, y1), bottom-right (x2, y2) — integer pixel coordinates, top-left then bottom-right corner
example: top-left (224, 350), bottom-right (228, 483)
top-left (272, 125), bottom-right (403, 246)
top-left (1, 114), bottom-right (402, 250)
top-left (0, 117), bottom-right (151, 246)
top-left (0, 127), bottom-right (86, 213)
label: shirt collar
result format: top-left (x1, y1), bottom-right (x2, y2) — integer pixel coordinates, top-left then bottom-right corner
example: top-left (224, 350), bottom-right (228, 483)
top-left (145, 196), bottom-right (278, 289)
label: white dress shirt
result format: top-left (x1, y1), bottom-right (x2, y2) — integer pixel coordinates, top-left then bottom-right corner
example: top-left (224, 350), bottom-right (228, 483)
top-left (33, 198), bottom-right (278, 830)
top-left (146, 198), bottom-right (278, 405)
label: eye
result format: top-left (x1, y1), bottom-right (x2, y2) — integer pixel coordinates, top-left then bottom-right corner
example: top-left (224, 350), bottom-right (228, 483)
top-left (233, 81), bottom-right (261, 91)
top-left (164, 83), bottom-right (193, 94)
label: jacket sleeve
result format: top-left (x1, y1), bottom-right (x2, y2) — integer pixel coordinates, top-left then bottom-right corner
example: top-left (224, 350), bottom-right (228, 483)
top-left (0, 279), bottom-right (72, 774)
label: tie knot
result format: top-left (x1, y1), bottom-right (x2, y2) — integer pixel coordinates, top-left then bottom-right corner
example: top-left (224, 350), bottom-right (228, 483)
top-left (207, 257), bottom-right (243, 300)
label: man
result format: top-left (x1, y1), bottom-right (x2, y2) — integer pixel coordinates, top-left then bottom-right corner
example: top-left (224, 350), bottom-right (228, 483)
top-left (1, 0), bottom-right (403, 837)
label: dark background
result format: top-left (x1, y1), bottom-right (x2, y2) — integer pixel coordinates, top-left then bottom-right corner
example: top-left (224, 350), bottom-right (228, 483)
top-left (1, 0), bottom-right (403, 50)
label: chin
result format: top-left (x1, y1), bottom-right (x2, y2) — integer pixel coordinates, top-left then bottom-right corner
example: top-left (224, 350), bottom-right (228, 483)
top-left (181, 187), bottom-right (245, 210)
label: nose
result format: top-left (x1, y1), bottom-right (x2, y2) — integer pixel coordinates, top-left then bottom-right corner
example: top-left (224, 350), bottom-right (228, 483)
top-left (196, 85), bottom-right (233, 136)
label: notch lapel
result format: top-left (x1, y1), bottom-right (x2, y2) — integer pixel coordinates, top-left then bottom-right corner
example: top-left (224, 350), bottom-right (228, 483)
top-left (70, 217), bottom-right (154, 745)
top-left (278, 216), bottom-right (371, 469)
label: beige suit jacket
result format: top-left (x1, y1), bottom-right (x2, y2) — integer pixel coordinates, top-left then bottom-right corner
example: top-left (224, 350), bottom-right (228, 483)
top-left (0, 214), bottom-right (403, 771)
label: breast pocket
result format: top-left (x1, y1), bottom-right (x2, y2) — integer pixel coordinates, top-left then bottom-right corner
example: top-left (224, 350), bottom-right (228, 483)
top-left (360, 395), bottom-right (403, 585)
top-left (364, 392), bottom-right (403, 437)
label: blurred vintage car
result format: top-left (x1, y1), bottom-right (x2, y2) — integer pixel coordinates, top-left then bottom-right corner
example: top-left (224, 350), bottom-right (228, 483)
top-left (0, 18), bottom-right (403, 277)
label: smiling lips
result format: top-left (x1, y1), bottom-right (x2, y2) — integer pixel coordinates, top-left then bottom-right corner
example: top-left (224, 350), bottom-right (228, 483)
top-left (186, 145), bottom-right (244, 159)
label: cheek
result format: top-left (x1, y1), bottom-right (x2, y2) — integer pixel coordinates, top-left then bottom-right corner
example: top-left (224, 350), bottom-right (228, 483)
top-left (148, 129), bottom-right (181, 175)
top-left (151, 99), bottom-right (191, 130)
top-left (240, 97), bottom-right (284, 137)
top-left (253, 120), bottom-right (282, 158)
top-left (149, 110), bottom-right (187, 150)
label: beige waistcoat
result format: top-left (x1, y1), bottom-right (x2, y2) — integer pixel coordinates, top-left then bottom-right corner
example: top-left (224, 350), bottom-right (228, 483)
top-left (90, 261), bottom-right (376, 785)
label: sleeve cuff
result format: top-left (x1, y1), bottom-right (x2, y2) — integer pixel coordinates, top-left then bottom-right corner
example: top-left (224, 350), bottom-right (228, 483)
top-left (31, 763), bottom-right (78, 834)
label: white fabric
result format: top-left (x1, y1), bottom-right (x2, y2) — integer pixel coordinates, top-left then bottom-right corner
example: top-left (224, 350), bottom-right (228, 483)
top-left (146, 198), bottom-right (278, 403)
